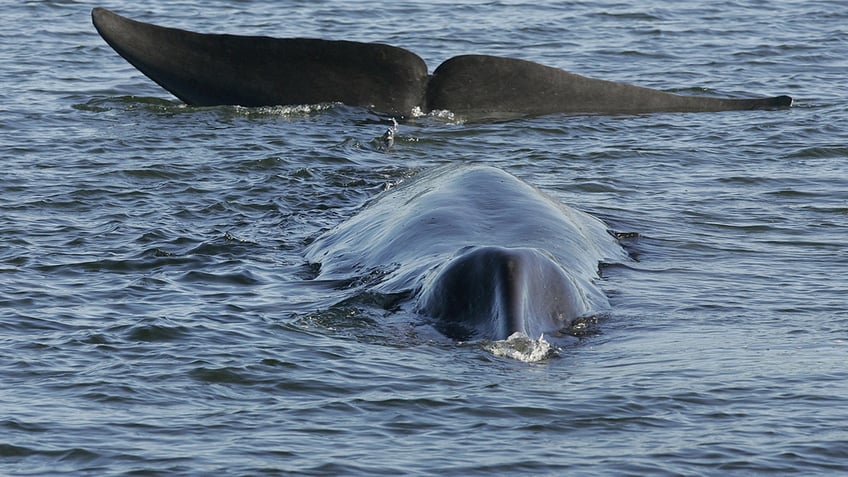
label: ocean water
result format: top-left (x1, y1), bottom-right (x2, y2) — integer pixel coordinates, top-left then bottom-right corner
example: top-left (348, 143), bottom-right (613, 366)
top-left (2, 0), bottom-right (847, 475)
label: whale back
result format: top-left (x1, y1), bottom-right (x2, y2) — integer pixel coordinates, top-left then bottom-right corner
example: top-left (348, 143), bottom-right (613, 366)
top-left (305, 164), bottom-right (626, 340)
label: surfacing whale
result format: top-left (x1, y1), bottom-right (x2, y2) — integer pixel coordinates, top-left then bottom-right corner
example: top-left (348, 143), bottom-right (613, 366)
top-left (304, 164), bottom-right (627, 342)
top-left (91, 8), bottom-right (792, 118)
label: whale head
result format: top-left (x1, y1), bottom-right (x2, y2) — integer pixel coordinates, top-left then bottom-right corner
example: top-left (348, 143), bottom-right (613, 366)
top-left (417, 246), bottom-right (590, 341)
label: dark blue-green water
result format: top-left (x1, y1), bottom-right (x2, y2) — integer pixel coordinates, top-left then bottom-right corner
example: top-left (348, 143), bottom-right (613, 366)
top-left (2, 1), bottom-right (847, 475)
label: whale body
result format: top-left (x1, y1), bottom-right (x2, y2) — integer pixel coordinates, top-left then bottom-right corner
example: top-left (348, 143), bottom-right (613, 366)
top-left (91, 8), bottom-right (792, 118)
top-left (304, 164), bottom-right (627, 341)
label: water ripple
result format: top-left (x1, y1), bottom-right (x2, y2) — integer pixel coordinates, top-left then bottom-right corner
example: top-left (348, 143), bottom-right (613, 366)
top-left (1, 0), bottom-right (847, 475)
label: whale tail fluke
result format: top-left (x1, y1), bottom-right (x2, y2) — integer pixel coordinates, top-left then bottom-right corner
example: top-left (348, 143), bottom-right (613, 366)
top-left (91, 7), bottom-right (429, 116)
top-left (92, 7), bottom-right (792, 117)
top-left (763, 95), bottom-right (794, 108)
top-left (427, 54), bottom-right (793, 115)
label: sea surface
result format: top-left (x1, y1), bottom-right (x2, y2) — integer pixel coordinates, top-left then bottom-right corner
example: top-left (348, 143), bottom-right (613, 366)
top-left (2, 0), bottom-right (847, 475)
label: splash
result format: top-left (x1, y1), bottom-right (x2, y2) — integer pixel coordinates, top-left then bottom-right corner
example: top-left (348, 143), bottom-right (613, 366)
top-left (428, 108), bottom-right (464, 124)
top-left (379, 118), bottom-right (399, 151)
top-left (231, 102), bottom-right (340, 117)
top-left (482, 332), bottom-right (558, 362)
top-left (407, 106), bottom-right (465, 124)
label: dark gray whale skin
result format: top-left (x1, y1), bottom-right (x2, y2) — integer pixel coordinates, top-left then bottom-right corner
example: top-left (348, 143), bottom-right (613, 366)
top-left (304, 164), bottom-right (626, 342)
top-left (427, 55), bottom-right (792, 115)
top-left (418, 246), bottom-right (591, 341)
top-left (91, 7), bottom-right (792, 117)
top-left (91, 7), bottom-right (428, 116)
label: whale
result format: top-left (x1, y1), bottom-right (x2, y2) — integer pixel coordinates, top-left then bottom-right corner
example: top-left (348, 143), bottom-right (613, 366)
top-left (304, 164), bottom-right (627, 341)
top-left (91, 7), bottom-right (792, 118)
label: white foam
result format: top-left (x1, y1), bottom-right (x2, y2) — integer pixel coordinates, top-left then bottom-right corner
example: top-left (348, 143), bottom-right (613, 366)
top-left (482, 332), bottom-right (558, 362)
top-left (232, 102), bottom-right (340, 117)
